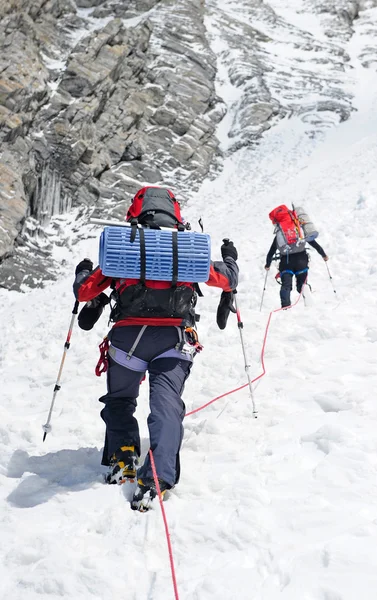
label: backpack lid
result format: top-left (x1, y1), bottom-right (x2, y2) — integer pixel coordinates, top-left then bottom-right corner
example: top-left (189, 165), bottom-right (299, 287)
top-left (269, 205), bottom-right (291, 224)
top-left (269, 204), bottom-right (305, 249)
top-left (126, 186), bottom-right (183, 229)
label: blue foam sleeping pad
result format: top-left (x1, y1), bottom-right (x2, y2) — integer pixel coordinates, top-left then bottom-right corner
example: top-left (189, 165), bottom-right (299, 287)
top-left (99, 226), bottom-right (211, 282)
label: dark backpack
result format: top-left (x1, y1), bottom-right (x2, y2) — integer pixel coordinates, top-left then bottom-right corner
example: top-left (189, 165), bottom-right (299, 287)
top-left (108, 186), bottom-right (199, 326)
top-left (126, 186), bottom-right (184, 229)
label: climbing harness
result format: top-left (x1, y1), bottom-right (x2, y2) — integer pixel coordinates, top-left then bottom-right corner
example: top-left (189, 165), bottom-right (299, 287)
top-left (95, 326), bottom-right (202, 377)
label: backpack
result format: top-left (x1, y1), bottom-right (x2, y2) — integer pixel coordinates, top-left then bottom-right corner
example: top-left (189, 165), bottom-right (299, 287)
top-left (100, 186), bottom-right (210, 284)
top-left (100, 187), bottom-right (207, 326)
top-left (293, 206), bottom-right (319, 242)
top-left (126, 186), bottom-right (184, 229)
top-left (269, 204), bottom-right (306, 255)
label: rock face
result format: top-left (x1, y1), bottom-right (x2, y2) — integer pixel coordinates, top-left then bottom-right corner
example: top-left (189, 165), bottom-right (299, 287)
top-left (0, 0), bottom-right (375, 289)
top-left (205, 0), bottom-right (359, 152)
top-left (0, 0), bottom-right (221, 289)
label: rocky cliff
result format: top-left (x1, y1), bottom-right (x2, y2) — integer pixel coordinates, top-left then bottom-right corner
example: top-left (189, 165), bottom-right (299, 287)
top-left (0, 0), bottom-right (221, 288)
top-left (0, 0), bottom-right (374, 289)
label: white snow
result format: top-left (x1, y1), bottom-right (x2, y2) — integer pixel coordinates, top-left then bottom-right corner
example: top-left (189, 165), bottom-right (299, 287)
top-left (1, 2), bottom-right (377, 599)
top-left (39, 52), bottom-right (67, 72)
top-left (67, 13), bottom-right (115, 47)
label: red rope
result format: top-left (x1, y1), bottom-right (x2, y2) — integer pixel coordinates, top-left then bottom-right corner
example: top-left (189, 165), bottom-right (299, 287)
top-left (185, 382), bottom-right (249, 416)
top-left (149, 449), bottom-right (180, 600)
top-left (147, 284), bottom-right (306, 600)
top-left (186, 283), bottom-right (306, 417)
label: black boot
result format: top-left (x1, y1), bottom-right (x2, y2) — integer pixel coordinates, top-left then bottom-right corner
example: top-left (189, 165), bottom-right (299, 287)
top-left (105, 446), bottom-right (139, 484)
top-left (131, 478), bottom-right (170, 512)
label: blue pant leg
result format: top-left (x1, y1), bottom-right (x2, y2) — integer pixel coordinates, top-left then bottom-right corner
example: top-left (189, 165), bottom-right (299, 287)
top-left (137, 357), bottom-right (192, 487)
top-left (99, 357), bottom-right (145, 465)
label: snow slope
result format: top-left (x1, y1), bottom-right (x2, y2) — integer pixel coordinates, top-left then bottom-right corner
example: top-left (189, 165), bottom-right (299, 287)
top-left (1, 3), bottom-right (377, 600)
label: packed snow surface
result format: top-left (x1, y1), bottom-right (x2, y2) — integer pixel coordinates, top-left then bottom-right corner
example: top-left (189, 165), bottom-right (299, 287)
top-left (1, 1), bottom-right (377, 599)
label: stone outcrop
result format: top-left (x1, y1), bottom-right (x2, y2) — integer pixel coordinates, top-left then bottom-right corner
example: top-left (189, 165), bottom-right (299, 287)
top-left (0, 0), bottom-right (375, 289)
top-left (0, 0), bottom-right (220, 289)
top-left (206, 0), bottom-right (356, 152)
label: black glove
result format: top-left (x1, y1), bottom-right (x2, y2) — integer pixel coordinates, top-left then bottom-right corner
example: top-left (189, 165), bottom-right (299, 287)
top-left (75, 258), bottom-right (93, 276)
top-left (78, 293), bottom-right (110, 331)
top-left (216, 291), bottom-right (237, 330)
top-left (221, 240), bottom-right (238, 261)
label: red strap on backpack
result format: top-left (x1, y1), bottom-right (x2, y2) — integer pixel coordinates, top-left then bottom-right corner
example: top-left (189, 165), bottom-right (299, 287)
top-left (95, 337), bottom-right (110, 377)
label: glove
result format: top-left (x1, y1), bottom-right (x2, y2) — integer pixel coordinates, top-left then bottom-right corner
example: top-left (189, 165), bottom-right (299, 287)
top-left (221, 240), bottom-right (238, 261)
top-left (323, 255), bottom-right (329, 261)
top-left (78, 293), bottom-right (110, 331)
top-left (96, 292), bottom-right (111, 307)
top-left (75, 258), bottom-right (93, 276)
top-left (216, 291), bottom-right (237, 330)
top-left (264, 265), bottom-right (270, 270)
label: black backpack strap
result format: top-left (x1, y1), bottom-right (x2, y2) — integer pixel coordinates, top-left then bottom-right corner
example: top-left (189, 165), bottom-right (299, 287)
top-left (194, 283), bottom-right (204, 297)
top-left (139, 226), bottom-right (146, 285)
top-left (172, 230), bottom-right (178, 287)
top-left (130, 218), bottom-right (138, 243)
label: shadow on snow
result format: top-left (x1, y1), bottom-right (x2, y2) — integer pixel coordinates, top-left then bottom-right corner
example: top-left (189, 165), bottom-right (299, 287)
top-left (6, 447), bottom-right (104, 508)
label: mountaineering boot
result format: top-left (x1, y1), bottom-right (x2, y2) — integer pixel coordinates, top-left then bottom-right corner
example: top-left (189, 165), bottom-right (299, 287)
top-left (130, 478), bottom-right (170, 512)
top-left (106, 446), bottom-right (139, 484)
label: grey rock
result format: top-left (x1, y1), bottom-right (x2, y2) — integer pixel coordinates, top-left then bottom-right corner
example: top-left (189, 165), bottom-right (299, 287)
top-left (0, 158), bottom-right (27, 259)
top-left (207, 0), bottom-right (357, 151)
top-left (0, 0), bottom-right (373, 289)
top-left (76, 0), bottom-right (105, 7)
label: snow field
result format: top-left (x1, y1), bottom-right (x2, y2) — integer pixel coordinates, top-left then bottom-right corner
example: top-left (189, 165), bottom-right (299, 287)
top-left (1, 1), bottom-right (377, 598)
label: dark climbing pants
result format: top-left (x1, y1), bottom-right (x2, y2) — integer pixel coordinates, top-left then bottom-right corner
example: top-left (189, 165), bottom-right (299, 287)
top-left (279, 251), bottom-right (309, 307)
top-left (99, 326), bottom-right (192, 487)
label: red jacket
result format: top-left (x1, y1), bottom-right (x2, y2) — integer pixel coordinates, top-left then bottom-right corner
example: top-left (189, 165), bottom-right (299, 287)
top-left (73, 259), bottom-right (238, 327)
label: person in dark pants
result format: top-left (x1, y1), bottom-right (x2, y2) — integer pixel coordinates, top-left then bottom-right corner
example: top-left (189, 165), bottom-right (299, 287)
top-left (264, 237), bottom-right (328, 308)
top-left (100, 325), bottom-right (191, 489)
top-left (73, 187), bottom-right (239, 511)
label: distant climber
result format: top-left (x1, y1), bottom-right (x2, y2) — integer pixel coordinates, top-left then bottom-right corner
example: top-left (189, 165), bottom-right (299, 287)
top-left (264, 204), bottom-right (328, 308)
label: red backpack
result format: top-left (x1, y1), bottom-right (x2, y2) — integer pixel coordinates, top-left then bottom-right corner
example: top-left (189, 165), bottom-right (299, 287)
top-left (126, 186), bottom-right (184, 229)
top-left (269, 205), bottom-right (305, 254)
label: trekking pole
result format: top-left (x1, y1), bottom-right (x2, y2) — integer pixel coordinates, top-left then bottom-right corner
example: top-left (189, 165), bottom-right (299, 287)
top-left (302, 279), bottom-right (307, 307)
top-left (325, 262), bottom-right (336, 294)
top-left (259, 269), bottom-right (269, 311)
top-left (233, 293), bottom-right (258, 418)
top-left (42, 300), bottom-right (79, 441)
